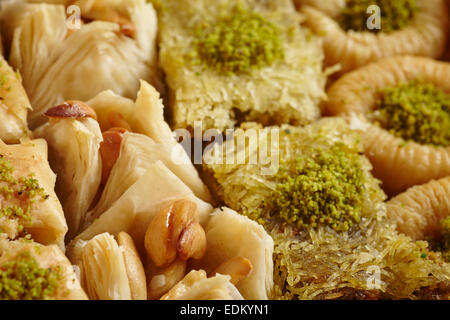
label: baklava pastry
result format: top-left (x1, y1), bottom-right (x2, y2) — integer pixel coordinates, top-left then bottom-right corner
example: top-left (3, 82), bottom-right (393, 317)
top-left (192, 207), bottom-right (274, 300)
top-left (0, 237), bottom-right (87, 300)
top-left (158, 0), bottom-right (326, 132)
top-left (81, 130), bottom-right (213, 236)
top-left (71, 101), bottom-right (214, 245)
top-left (160, 270), bottom-right (244, 300)
top-left (297, 0), bottom-right (449, 74)
top-left (34, 101), bottom-right (103, 241)
top-left (386, 177), bottom-right (450, 241)
top-left (387, 177), bottom-right (450, 267)
top-left (0, 139), bottom-right (67, 249)
top-left (86, 80), bottom-right (213, 204)
top-left (68, 232), bottom-right (146, 300)
top-left (34, 80), bottom-right (212, 240)
top-left (75, 157), bottom-right (213, 252)
top-left (142, 200), bottom-right (271, 300)
top-left (203, 118), bottom-right (450, 299)
top-left (0, 0), bottom-right (161, 128)
top-left (325, 56), bottom-right (450, 195)
top-left (87, 81), bottom-right (171, 138)
top-left (0, 54), bottom-right (31, 143)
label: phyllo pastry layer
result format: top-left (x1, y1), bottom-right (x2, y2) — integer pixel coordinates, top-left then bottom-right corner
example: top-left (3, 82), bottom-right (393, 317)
top-left (0, 55), bottom-right (31, 143)
top-left (0, 139), bottom-right (67, 250)
top-left (34, 102), bottom-right (103, 241)
top-left (0, 0), bottom-right (161, 129)
top-left (0, 237), bottom-right (87, 300)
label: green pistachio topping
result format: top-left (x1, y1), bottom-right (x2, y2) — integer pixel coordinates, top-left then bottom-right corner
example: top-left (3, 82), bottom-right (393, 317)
top-left (340, 0), bottom-right (417, 33)
top-left (0, 206), bottom-right (32, 232)
top-left (0, 158), bottom-right (15, 184)
top-left (194, 6), bottom-right (284, 75)
top-left (0, 157), bottom-right (49, 235)
top-left (0, 73), bottom-right (7, 90)
top-left (269, 143), bottom-right (365, 232)
top-left (376, 81), bottom-right (450, 147)
top-left (0, 252), bottom-right (62, 300)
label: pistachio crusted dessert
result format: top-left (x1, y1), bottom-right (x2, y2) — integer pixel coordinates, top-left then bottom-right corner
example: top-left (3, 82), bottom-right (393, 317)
top-left (0, 139), bottom-right (67, 249)
top-left (0, 237), bottom-right (87, 300)
top-left (158, 0), bottom-right (326, 131)
top-left (0, 156), bottom-right (48, 237)
top-left (374, 81), bottom-right (450, 147)
top-left (0, 251), bottom-right (62, 300)
top-left (298, 0), bottom-right (449, 74)
top-left (203, 118), bottom-right (450, 299)
top-left (325, 56), bottom-right (450, 196)
top-left (1, 0), bottom-right (450, 302)
top-left (386, 176), bottom-right (450, 263)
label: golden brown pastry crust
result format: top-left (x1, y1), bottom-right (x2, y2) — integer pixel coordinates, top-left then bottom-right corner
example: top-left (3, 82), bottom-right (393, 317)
top-left (325, 56), bottom-right (450, 195)
top-left (386, 177), bottom-right (450, 240)
top-left (299, 0), bottom-right (449, 74)
top-left (0, 238), bottom-right (88, 300)
top-left (0, 55), bottom-right (31, 143)
top-left (0, 139), bottom-right (67, 249)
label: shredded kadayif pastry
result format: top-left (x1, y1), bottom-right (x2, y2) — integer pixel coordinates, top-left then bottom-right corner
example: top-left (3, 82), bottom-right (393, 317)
top-left (159, 0), bottom-right (327, 131)
top-left (203, 118), bottom-right (450, 299)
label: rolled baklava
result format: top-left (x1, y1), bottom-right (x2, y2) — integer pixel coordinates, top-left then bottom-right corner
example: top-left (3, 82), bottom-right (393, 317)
top-left (297, 0), bottom-right (449, 74)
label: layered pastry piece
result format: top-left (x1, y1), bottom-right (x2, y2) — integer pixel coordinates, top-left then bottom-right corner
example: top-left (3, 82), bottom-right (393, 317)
top-left (192, 207), bottom-right (274, 300)
top-left (0, 237), bottom-right (87, 300)
top-left (160, 270), bottom-right (243, 300)
top-left (387, 177), bottom-right (450, 241)
top-left (143, 200), bottom-right (272, 300)
top-left (85, 80), bottom-right (212, 203)
top-left (158, 0), bottom-right (326, 131)
top-left (82, 133), bottom-right (213, 237)
top-left (203, 118), bottom-right (450, 299)
top-left (0, 54), bottom-right (31, 143)
top-left (0, 139), bottom-right (67, 249)
top-left (86, 80), bottom-right (176, 139)
top-left (68, 232), bottom-right (146, 300)
top-left (386, 178), bottom-right (450, 294)
top-left (68, 200), bottom-right (252, 300)
top-left (325, 56), bottom-right (450, 195)
top-left (34, 81), bottom-right (212, 241)
top-left (58, 84), bottom-right (214, 246)
top-left (387, 177), bottom-right (450, 266)
top-left (0, 0), bottom-right (161, 128)
top-left (297, 0), bottom-right (449, 74)
top-left (34, 101), bottom-right (103, 241)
